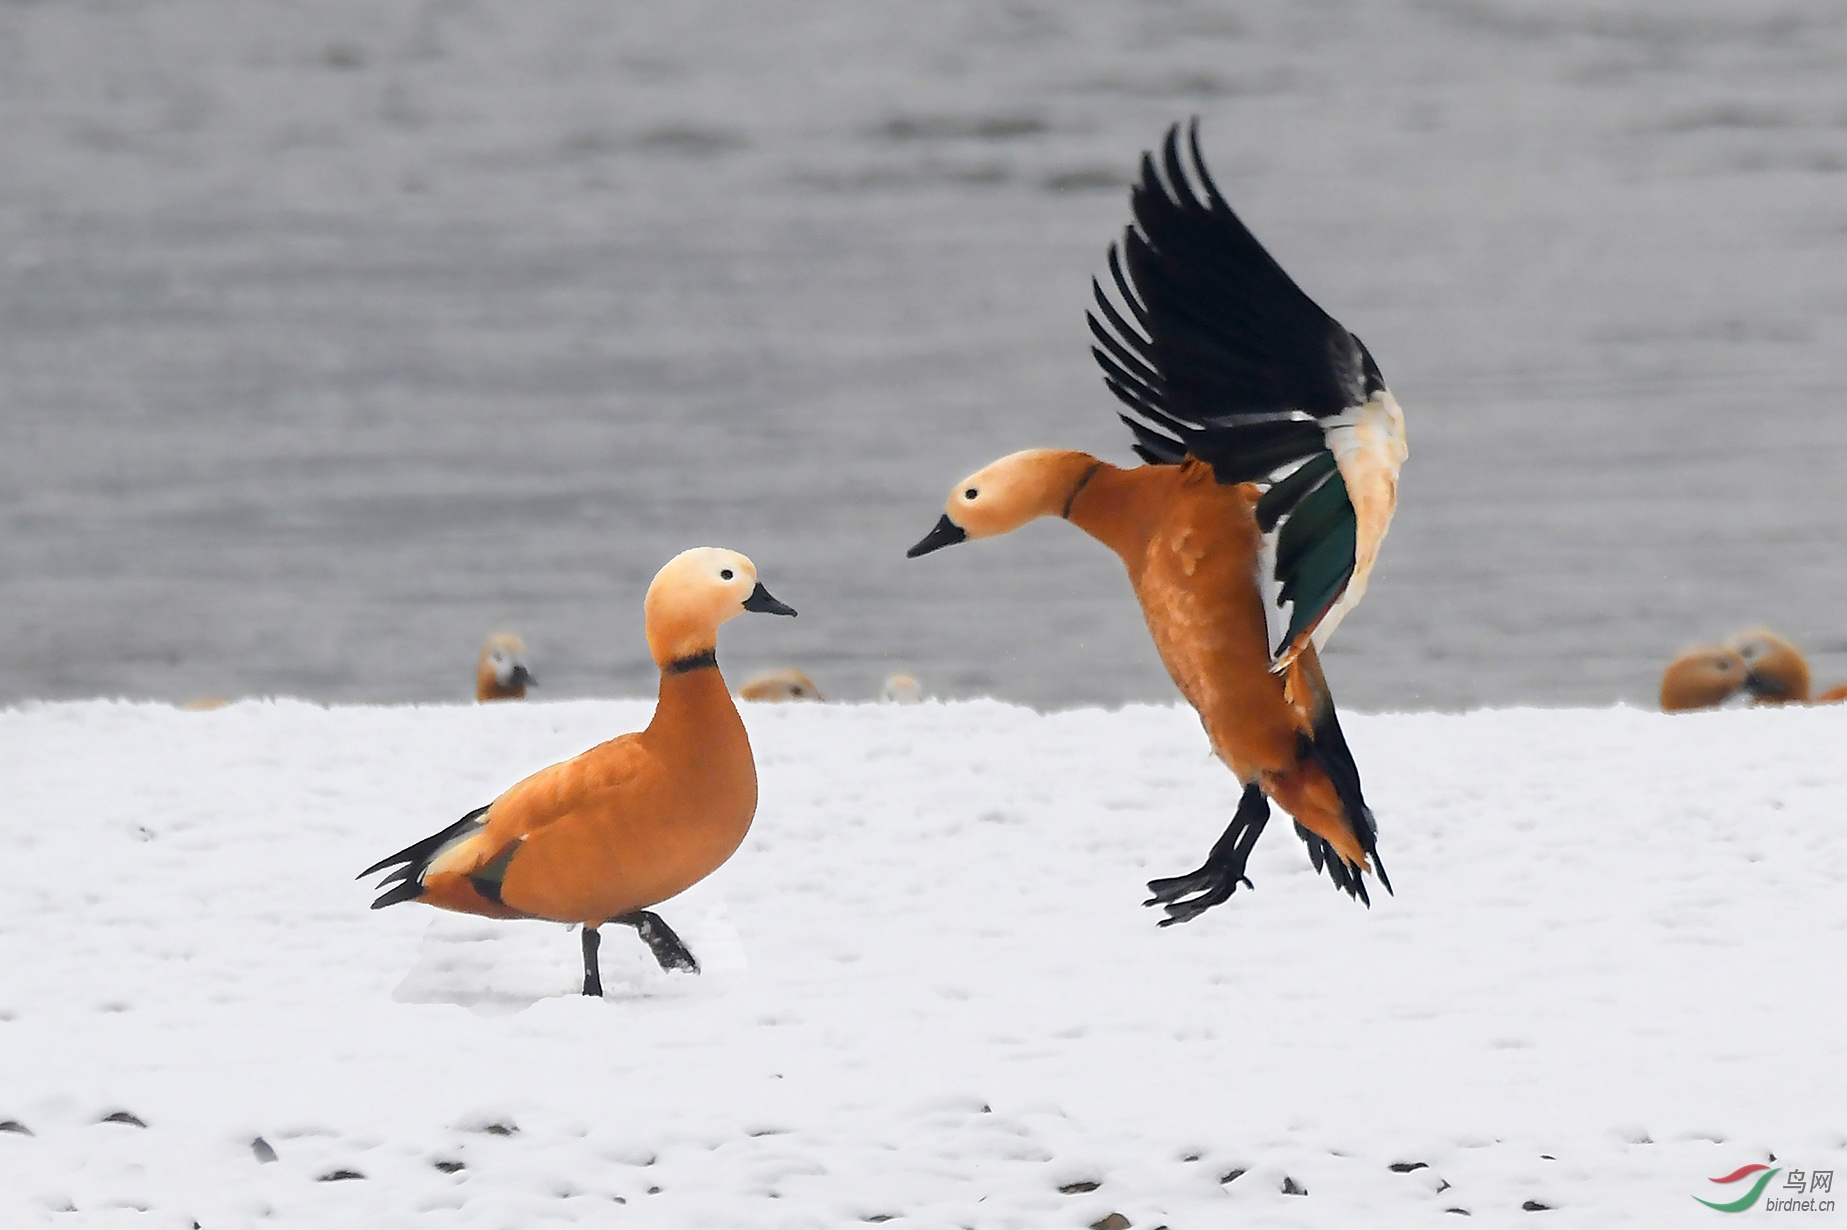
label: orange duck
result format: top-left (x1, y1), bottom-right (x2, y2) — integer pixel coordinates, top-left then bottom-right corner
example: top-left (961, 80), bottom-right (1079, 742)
top-left (476, 633), bottom-right (535, 702)
top-left (1658, 644), bottom-right (1748, 712)
top-left (909, 121), bottom-right (1407, 922)
top-left (362, 548), bottom-right (796, 994)
top-left (1729, 629), bottom-right (1847, 705)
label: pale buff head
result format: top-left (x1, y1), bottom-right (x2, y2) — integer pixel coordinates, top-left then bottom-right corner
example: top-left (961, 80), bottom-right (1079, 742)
top-left (643, 547), bottom-right (796, 667)
top-left (1659, 645), bottom-right (1747, 712)
top-left (1728, 628), bottom-right (1811, 704)
top-left (476, 633), bottom-right (534, 702)
top-left (907, 449), bottom-right (1096, 557)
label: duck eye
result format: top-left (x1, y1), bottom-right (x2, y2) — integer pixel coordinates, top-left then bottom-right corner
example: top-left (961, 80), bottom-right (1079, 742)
top-left (720, 569), bottom-right (735, 581)
top-left (963, 487), bottom-right (978, 500)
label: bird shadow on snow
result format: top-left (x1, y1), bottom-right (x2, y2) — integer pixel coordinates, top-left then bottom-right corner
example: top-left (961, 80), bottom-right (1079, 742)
top-left (392, 904), bottom-right (746, 1015)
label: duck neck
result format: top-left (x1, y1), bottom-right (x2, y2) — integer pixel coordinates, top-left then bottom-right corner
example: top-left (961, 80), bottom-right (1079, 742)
top-left (647, 649), bottom-right (746, 751)
top-left (1062, 459), bottom-right (1156, 567)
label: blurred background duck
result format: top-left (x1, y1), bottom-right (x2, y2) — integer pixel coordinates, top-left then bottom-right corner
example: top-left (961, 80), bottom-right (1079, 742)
top-left (738, 667), bottom-right (823, 702)
top-left (1660, 629), bottom-right (1847, 711)
top-left (476, 633), bottom-right (534, 702)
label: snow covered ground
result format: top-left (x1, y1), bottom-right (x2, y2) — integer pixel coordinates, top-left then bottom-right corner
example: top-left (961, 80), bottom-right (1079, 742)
top-left (1, 696), bottom-right (1842, 1226)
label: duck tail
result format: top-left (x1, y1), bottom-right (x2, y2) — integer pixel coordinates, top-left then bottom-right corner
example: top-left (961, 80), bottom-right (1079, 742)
top-left (1283, 651), bottom-right (1390, 901)
top-left (358, 805), bottom-right (491, 909)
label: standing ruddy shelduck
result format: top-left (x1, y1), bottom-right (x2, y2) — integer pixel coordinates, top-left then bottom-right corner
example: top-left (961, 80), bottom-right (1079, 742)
top-left (476, 633), bottom-right (535, 702)
top-left (909, 121), bottom-right (1407, 923)
top-left (362, 548), bottom-right (796, 994)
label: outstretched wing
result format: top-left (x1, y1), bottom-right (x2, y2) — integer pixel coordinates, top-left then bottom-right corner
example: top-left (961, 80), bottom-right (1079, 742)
top-left (1088, 119), bottom-right (1407, 666)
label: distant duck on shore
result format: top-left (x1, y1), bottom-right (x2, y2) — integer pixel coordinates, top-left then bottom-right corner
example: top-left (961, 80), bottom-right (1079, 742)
top-left (477, 633), bottom-right (534, 702)
top-left (880, 673), bottom-right (923, 704)
top-left (738, 667), bottom-right (823, 702)
top-left (1661, 629), bottom-right (1847, 712)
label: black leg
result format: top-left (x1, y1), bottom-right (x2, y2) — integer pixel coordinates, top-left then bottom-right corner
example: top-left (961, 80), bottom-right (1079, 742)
top-left (581, 926), bottom-right (604, 997)
top-left (1145, 783), bottom-right (1271, 926)
top-left (614, 911), bottom-right (700, 974)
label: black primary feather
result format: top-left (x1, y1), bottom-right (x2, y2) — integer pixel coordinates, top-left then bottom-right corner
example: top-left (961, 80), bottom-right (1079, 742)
top-left (1089, 118), bottom-right (1385, 660)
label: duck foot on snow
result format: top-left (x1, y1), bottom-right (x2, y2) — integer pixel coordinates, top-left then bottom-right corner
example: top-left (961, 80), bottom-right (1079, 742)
top-left (1145, 783), bottom-right (1270, 926)
top-left (581, 912), bottom-right (700, 996)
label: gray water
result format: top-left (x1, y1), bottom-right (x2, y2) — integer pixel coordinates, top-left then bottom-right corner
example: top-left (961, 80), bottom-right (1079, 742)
top-left (2, 0), bottom-right (1844, 710)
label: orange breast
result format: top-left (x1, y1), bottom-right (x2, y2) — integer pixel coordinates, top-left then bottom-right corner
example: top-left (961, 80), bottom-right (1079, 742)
top-left (1125, 468), bottom-right (1307, 780)
top-left (491, 670), bottom-right (758, 925)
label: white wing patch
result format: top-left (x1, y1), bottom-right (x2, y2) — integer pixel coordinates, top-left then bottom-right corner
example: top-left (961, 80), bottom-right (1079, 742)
top-left (1317, 389), bottom-right (1407, 647)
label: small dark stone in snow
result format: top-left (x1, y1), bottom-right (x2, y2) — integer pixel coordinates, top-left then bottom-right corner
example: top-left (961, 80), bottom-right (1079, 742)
top-left (0, 1120), bottom-right (31, 1135)
top-left (864, 1217), bottom-right (894, 1223)
top-left (1438, 1180), bottom-right (1452, 1192)
top-left (1523, 1200), bottom-right (1552, 1211)
top-left (1180, 1153), bottom-right (1201, 1162)
top-left (251, 1136), bottom-right (278, 1163)
top-left (102, 1111), bottom-right (147, 1127)
top-left (317, 1169), bottom-right (364, 1182)
top-left (1090, 1215), bottom-right (1131, 1230)
top-left (479, 1121), bottom-right (518, 1136)
top-left (434, 1160), bottom-right (464, 1173)
top-left (1060, 1181), bottom-right (1101, 1194)
top-left (647, 1186), bottom-right (662, 1195)
top-left (1446, 1209), bottom-right (1472, 1216)
top-left (1218, 1168), bottom-right (1246, 1185)
top-left (1281, 1176), bottom-right (1307, 1195)
top-left (1390, 1161), bottom-right (1428, 1172)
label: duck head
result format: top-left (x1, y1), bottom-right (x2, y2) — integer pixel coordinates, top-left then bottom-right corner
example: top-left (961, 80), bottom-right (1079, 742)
top-left (1659, 645), bottom-right (1747, 712)
top-left (477, 633), bottom-right (535, 702)
top-left (644, 547), bottom-right (796, 668)
top-left (907, 449), bottom-right (1098, 557)
top-left (1729, 628), bottom-right (1811, 704)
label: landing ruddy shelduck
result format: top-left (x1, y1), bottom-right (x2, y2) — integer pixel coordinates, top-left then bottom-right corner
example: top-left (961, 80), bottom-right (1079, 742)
top-left (738, 667), bottom-right (824, 702)
top-left (909, 121), bottom-right (1406, 922)
top-left (476, 633), bottom-right (534, 702)
top-left (362, 549), bottom-right (796, 995)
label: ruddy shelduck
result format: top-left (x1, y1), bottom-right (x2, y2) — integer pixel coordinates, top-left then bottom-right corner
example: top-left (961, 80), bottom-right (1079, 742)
top-left (880, 673), bottom-right (924, 704)
top-left (1660, 629), bottom-right (1847, 711)
top-left (1728, 629), bottom-right (1846, 705)
top-left (1659, 645), bottom-right (1749, 712)
top-left (738, 667), bottom-right (824, 702)
top-left (363, 548), bottom-right (796, 995)
top-left (476, 633), bottom-right (534, 702)
top-left (909, 121), bottom-right (1406, 922)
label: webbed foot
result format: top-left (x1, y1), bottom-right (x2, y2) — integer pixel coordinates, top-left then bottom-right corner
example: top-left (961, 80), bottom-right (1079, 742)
top-left (1143, 783), bottom-right (1270, 926)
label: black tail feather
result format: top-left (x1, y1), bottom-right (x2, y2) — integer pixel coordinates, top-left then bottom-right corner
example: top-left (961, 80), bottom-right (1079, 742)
top-left (359, 804), bottom-right (491, 908)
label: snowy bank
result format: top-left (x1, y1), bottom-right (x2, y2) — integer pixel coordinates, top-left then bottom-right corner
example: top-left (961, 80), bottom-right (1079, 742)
top-left (0, 698), bottom-right (1842, 1227)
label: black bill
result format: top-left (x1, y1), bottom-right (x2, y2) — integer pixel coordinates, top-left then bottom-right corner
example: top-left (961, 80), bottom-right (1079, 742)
top-left (742, 582), bottom-right (797, 617)
top-left (906, 514), bottom-right (968, 558)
